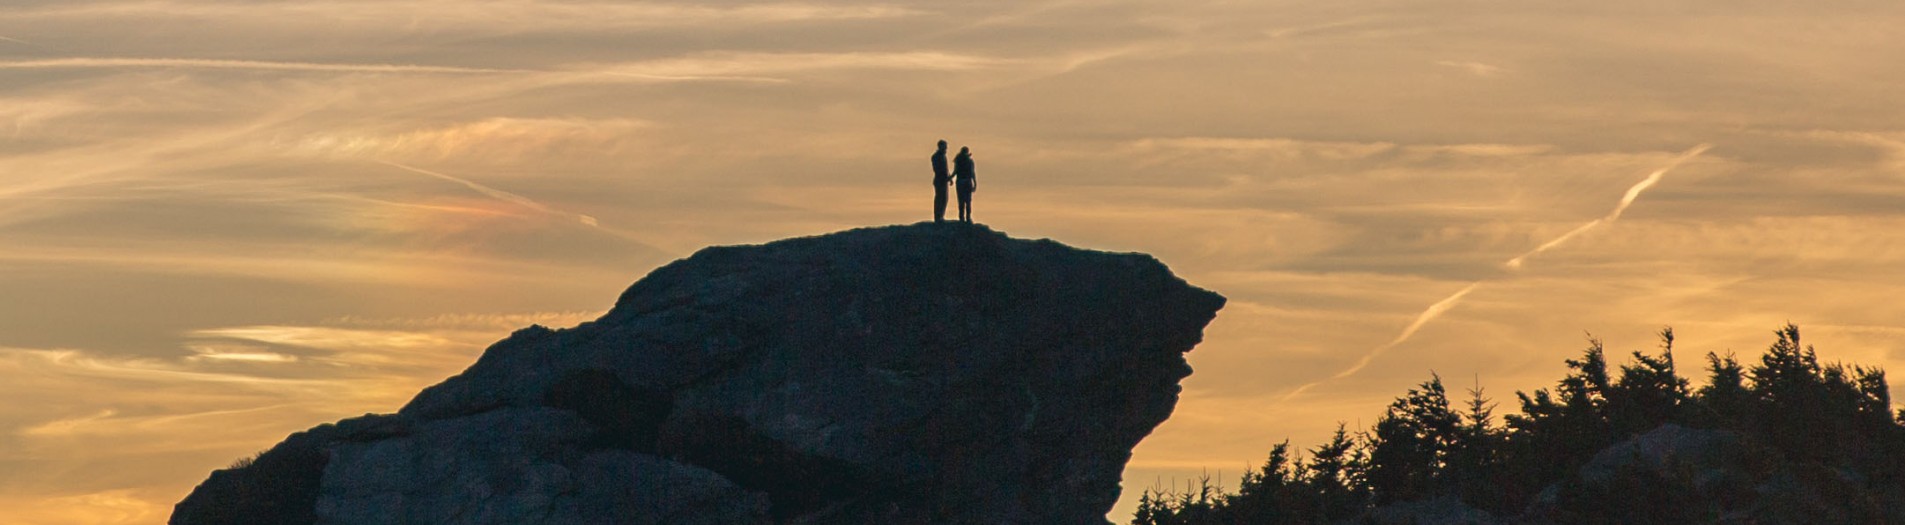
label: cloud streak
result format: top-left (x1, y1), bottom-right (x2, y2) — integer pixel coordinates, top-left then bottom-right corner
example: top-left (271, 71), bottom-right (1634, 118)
top-left (1282, 144), bottom-right (1712, 402)
top-left (1506, 144), bottom-right (1712, 269)
top-left (378, 162), bottom-right (596, 226)
top-left (8, 1), bottom-right (924, 32)
top-left (377, 162), bottom-right (681, 251)
top-left (1279, 282), bottom-right (1479, 402)
top-left (0, 310), bottom-right (600, 522)
top-left (0, 57), bottom-right (522, 74)
top-left (1435, 60), bottom-right (1505, 77)
top-left (0, 53), bottom-right (991, 79)
top-left (582, 51), bottom-right (1001, 83)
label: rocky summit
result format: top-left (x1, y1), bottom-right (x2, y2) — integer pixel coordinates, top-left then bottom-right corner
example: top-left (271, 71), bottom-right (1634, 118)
top-left (172, 223), bottom-right (1225, 525)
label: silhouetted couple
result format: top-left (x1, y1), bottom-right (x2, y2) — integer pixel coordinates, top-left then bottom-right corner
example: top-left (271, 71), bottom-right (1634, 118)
top-left (931, 140), bottom-right (976, 223)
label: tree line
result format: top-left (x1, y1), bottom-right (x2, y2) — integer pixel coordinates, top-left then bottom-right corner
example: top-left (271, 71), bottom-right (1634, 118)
top-left (1134, 325), bottom-right (1905, 523)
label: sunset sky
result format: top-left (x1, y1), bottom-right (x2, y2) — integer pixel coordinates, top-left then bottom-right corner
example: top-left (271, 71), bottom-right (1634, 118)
top-left (6, 1), bottom-right (1905, 522)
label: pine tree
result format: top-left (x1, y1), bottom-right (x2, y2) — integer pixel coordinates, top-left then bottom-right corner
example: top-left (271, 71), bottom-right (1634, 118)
top-left (1365, 374), bottom-right (1460, 503)
top-left (1303, 425), bottom-right (1367, 521)
top-left (1694, 351), bottom-right (1750, 429)
top-left (1127, 325), bottom-right (1905, 524)
top-left (1221, 442), bottom-right (1300, 523)
top-left (1447, 382), bottom-right (1508, 512)
top-left (1606, 328), bottom-right (1690, 436)
top-left (1748, 324), bottom-right (1832, 462)
top-left (1505, 339), bottom-right (1615, 495)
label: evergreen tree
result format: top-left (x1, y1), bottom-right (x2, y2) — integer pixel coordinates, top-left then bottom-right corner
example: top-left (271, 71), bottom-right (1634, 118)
top-left (1694, 351), bottom-right (1750, 429)
top-left (1132, 475), bottom-right (1222, 525)
top-left (1130, 325), bottom-right (1905, 524)
top-left (1446, 382), bottom-right (1508, 512)
top-left (1748, 324), bottom-right (1834, 462)
top-left (1504, 339), bottom-right (1615, 496)
top-left (1220, 442), bottom-right (1301, 524)
top-left (1302, 425), bottom-right (1367, 521)
top-left (1605, 328), bottom-right (1690, 436)
top-left (1364, 374), bottom-right (1460, 503)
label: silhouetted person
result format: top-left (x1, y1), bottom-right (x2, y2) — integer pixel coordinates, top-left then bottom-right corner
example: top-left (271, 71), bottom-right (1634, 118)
top-left (953, 147), bottom-right (976, 223)
top-left (931, 140), bottom-right (951, 223)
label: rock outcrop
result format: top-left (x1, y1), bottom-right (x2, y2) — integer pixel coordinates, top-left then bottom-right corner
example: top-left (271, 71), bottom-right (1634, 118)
top-left (172, 223), bottom-right (1225, 524)
top-left (1522, 424), bottom-right (1903, 524)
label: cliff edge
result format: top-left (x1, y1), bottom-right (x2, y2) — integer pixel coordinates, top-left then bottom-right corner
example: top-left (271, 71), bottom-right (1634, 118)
top-left (172, 223), bottom-right (1226, 524)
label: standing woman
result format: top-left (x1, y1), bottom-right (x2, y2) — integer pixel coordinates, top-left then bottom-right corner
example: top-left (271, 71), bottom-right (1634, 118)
top-left (953, 146), bottom-right (977, 223)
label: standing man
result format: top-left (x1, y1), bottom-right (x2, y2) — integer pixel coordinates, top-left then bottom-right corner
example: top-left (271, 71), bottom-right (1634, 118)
top-left (931, 140), bottom-right (951, 223)
top-left (953, 146), bottom-right (976, 223)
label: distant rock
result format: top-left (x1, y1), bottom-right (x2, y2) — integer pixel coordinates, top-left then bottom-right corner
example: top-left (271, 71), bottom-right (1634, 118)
top-left (1524, 423), bottom-right (1904, 524)
top-left (1364, 496), bottom-right (1501, 525)
top-left (1356, 422), bottom-right (1905, 524)
top-left (172, 223), bottom-right (1225, 524)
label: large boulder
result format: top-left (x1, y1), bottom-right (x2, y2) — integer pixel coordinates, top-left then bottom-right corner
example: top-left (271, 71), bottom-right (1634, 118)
top-left (173, 223), bottom-right (1225, 524)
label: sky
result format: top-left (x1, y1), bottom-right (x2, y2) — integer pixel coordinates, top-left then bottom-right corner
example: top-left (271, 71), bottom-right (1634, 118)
top-left (4, 0), bottom-right (1905, 522)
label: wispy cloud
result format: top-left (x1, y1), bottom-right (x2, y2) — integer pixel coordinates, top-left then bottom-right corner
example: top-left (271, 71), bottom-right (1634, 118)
top-left (1352, 282), bottom-right (1479, 372)
top-left (1281, 144), bottom-right (1713, 401)
top-left (19, 409), bottom-right (124, 437)
top-left (0, 348), bottom-right (326, 388)
top-left (1506, 144), bottom-right (1712, 269)
top-left (0, 57), bottom-right (522, 74)
top-left (1126, 137), bottom-right (1560, 162)
top-left (1127, 137), bottom-right (1399, 161)
top-left (0, 490), bottom-right (166, 525)
top-left (378, 162), bottom-right (597, 226)
top-left (1801, 130), bottom-right (1905, 175)
top-left (1263, 16), bottom-right (1388, 39)
top-left (0, 53), bottom-right (986, 84)
top-left (377, 162), bottom-right (693, 252)
top-left (0, 316), bottom-right (537, 454)
top-left (586, 51), bottom-right (1000, 81)
top-left (295, 118), bottom-right (649, 162)
top-left (0, 321), bottom-right (514, 522)
top-left (1279, 282), bottom-right (1478, 401)
top-left (191, 326), bottom-right (456, 353)
top-left (1436, 60), bottom-right (1505, 77)
top-left (184, 346), bottom-right (299, 363)
top-left (322, 311), bottom-right (603, 331)
top-left (7, 1), bottom-right (925, 32)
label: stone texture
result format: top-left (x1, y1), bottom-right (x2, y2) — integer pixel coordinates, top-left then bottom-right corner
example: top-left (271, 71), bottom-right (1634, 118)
top-left (173, 223), bottom-right (1225, 525)
top-left (1365, 496), bottom-right (1502, 525)
top-left (1522, 423), bottom-right (1905, 524)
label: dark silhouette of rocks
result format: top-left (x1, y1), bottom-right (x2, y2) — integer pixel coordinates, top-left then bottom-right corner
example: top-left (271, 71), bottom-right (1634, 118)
top-left (172, 223), bottom-right (1225, 525)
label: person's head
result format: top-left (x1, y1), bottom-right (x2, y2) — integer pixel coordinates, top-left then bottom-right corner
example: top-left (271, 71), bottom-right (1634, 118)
top-left (959, 146), bottom-right (969, 155)
top-left (937, 140), bottom-right (947, 150)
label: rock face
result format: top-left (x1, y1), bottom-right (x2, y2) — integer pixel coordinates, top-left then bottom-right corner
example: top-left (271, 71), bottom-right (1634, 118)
top-left (172, 223), bottom-right (1226, 524)
top-left (1522, 424), bottom-right (1903, 524)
